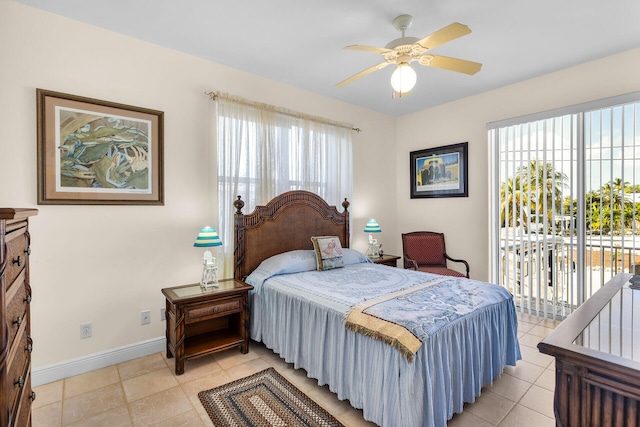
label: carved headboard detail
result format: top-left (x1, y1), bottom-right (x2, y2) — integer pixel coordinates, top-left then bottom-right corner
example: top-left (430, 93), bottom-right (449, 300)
top-left (234, 190), bottom-right (350, 280)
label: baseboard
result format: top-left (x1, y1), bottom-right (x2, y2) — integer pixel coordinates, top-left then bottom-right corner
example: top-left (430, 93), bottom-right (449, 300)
top-left (32, 336), bottom-right (166, 387)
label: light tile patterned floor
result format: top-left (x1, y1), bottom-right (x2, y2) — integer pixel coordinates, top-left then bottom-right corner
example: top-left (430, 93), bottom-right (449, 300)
top-left (32, 313), bottom-right (558, 426)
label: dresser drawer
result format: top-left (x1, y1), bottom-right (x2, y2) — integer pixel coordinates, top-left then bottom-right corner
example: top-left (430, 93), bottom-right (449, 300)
top-left (5, 276), bottom-right (29, 349)
top-left (185, 296), bottom-right (242, 323)
top-left (11, 370), bottom-right (32, 427)
top-left (4, 229), bottom-right (29, 291)
top-left (4, 326), bottom-right (30, 417)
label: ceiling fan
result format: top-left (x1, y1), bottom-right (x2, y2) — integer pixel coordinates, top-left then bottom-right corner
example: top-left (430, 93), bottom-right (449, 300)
top-left (336, 14), bottom-right (482, 96)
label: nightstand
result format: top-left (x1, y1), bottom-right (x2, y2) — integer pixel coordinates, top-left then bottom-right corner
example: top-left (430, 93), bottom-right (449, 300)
top-left (162, 279), bottom-right (253, 375)
top-left (371, 254), bottom-right (401, 267)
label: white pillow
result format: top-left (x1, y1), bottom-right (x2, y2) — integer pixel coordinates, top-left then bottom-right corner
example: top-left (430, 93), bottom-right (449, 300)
top-left (246, 248), bottom-right (372, 287)
top-left (251, 250), bottom-right (317, 278)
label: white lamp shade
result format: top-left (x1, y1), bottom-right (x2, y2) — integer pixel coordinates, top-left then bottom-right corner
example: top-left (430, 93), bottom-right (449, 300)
top-left (390, 64), bottom-right (417, 93)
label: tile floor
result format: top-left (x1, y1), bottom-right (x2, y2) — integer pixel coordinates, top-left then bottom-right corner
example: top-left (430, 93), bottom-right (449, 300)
top-left (32, 312), bottom-right (559, 426)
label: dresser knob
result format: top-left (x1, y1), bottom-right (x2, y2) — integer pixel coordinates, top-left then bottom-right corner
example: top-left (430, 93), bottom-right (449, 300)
top-left (24, 294), bottom-right (32, 304)
top-left (13, 316), bottom-right (22, 327)
top-left (25, 247), bottom-right (31, 256)
top-left (14, 377), bottom-right (24, 388)
top-left (30, 391), bottom-right (36, 402)
top-left (26, 340), bottom-right (33, 354)
top-left (12, 256), bottom-right (23, 267)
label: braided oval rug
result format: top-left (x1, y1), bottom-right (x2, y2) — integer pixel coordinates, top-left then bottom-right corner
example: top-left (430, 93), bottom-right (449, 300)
top-left (198, 367), bottom-right (346, 427)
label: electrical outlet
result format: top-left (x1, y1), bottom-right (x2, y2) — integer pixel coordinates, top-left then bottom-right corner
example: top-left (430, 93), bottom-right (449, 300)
top-left (160, 308), bottom-right (166, 321)
top-left (80, 323), bottom-right (92, 339)
top-left (141, 310), bottom-right (151, 325)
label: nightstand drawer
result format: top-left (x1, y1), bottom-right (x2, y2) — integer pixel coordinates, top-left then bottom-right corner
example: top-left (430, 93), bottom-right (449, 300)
top-left (185, 297), bottom-right (241, 323)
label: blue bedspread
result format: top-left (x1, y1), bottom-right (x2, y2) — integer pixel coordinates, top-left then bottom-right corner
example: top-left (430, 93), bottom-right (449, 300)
top-left (367, 278), bottom-right (513, 338)
top-left (345, 275), bottom-right (515, 360)
top-left (246, 251), bottom-right (521, 427)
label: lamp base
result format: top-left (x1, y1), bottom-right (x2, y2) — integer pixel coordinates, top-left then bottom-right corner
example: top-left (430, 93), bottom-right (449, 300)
top-left (366, 243), bottom-right (381, 259)
top-left (200, 263), bottom-right (219, 289)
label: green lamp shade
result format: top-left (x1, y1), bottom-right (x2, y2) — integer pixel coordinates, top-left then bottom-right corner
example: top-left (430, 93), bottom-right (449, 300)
top-left (364, 219), bottom-right (381, 233)
top-left (193, 226), bottom-right (223, 247)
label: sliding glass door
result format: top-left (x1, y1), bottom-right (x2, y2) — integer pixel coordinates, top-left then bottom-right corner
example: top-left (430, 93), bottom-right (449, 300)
top-left (490, 95), bottom-right (640, 319)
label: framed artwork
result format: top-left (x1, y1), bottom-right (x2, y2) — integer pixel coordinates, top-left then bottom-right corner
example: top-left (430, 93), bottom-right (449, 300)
top-left (410, 142), bottom-right (468, 199)
top-left (36, 89), bottom-right (164, 205)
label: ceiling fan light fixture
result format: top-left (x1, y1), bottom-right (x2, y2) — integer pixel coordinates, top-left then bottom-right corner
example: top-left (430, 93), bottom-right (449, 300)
top-left (390, 63), bottom-right (417, 94)
top-left (337, 15), bottom-right (480, 92)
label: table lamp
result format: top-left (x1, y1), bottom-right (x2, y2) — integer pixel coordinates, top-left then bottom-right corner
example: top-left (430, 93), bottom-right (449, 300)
top-left (364, 219), bottom-right (382, 258)
top-left (194, 226), bottom-right (223, 289)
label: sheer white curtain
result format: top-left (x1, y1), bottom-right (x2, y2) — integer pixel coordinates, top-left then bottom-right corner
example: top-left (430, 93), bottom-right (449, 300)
top-left (215, 94), bottom-right (353, 278)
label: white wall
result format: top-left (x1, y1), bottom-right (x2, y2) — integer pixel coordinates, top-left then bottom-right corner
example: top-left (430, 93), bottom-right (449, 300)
top-left (395, 48), bottom-right (640, 281)
top-left (0, 2), bottom-right (396, 373)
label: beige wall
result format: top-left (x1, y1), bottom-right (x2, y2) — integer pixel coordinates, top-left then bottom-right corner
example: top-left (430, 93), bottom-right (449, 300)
top-left (395, 48), bottom-right (640, 281)
top-left (0, 2), bottom-right (396, 370)
top-left (2, 0), bottom-right (639, 378)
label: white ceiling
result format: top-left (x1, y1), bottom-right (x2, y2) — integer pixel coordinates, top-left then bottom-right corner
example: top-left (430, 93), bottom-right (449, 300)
top-left (13, 0), bottom-right (640, 116)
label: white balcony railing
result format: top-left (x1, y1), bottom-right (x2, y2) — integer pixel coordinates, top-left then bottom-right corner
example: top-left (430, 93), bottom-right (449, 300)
top-left (500, 233), bottom-right (640, 319)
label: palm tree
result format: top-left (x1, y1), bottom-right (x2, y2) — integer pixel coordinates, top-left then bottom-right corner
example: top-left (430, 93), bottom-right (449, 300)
top-left (518, 160), bottom-right (568, 217)
top-left (601, 180), bottom-right (625, 207)
top-left (500, 177), bottom-right (528, 227)
top-left (588, 179), bottom-right (640, 234)
top-left (500, 161), bottom-right (568, 233)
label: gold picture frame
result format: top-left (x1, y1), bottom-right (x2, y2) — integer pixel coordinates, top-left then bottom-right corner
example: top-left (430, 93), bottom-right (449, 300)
top-left (36, 89), bottom-right (164, 205)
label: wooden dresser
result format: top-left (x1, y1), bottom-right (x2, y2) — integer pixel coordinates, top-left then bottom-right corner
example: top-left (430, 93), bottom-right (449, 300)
top-left (1, 208), bottom-right (37, 426)
top-left (538, 273), bottom-right (640, 427)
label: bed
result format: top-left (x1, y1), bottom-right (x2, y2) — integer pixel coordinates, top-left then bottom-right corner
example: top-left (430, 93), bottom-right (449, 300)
top-left (233, 190), bottom-right (521, 427)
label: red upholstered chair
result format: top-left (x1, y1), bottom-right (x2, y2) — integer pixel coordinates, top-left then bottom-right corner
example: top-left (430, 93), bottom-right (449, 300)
top-left (402, 231), bottom-right (470, 278)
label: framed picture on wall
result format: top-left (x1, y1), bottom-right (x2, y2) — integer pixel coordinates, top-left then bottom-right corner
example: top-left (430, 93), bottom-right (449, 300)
top-left (36, 89), bottom-right (164, 205)
top-left (410, 142), bottom-right (468, 199)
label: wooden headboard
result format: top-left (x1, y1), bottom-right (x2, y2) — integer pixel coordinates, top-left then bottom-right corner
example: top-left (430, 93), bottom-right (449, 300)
top-left (233, 190), bottom-right (350, 280)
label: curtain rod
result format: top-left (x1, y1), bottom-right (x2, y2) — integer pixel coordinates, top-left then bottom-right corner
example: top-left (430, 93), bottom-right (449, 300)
top-left (205, 91), bottom-right (362, 133)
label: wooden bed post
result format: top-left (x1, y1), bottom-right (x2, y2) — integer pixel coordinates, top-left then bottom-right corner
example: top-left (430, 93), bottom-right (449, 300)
top-left (233, 195), bottom-right (245, 281)
top-left (342, 198), bottom-right (350, 248)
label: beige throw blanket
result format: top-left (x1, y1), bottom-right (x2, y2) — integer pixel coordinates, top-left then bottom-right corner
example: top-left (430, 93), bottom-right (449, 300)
top-left (344, 277), bottom-right (449, 362)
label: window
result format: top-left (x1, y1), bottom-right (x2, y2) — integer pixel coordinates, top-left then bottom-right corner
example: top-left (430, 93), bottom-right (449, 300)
top-left (215, 94), bottom-right (353, 277)
top-left (490, 93), bottom-right (640, 318)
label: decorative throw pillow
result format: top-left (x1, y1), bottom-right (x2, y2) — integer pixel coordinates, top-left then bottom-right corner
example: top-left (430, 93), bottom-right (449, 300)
top-left (311, 236), bottom-right (344, 271)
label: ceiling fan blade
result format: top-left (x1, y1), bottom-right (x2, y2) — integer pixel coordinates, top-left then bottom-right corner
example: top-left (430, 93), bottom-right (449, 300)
top-left (415, 22), bottom-right (472, 50)
top-left (419, 54), bottom-right (482, 75)
top-left (344, 44), bottom-right (394, 54)
top-left (336, 62), bottom-right (391, 87)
